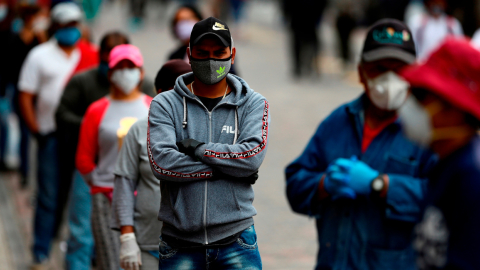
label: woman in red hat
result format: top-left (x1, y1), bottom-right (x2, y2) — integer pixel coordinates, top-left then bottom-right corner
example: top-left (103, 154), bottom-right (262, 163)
top-left (399, 37), bottom-right (480, 270)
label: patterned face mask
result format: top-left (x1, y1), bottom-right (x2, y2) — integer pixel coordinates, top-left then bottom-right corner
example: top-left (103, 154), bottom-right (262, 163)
top-left (190, 56), bottom-right (231, 85)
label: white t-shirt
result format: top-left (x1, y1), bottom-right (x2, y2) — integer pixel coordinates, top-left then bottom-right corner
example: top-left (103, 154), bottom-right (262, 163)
top-left (471, 29), bottom-right (480, 49)
top-left (19, 39), bottom-right (80, 134)
top-left (409, 13), bottom-right (463, 61)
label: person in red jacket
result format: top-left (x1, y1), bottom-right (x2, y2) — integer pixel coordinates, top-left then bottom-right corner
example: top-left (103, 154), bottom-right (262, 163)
top-left (76, 44), bottom-right (152, 270)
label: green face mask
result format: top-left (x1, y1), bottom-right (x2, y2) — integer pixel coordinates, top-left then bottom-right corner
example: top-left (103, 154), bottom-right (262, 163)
top-left (190, 56), bottom-right (232, 85)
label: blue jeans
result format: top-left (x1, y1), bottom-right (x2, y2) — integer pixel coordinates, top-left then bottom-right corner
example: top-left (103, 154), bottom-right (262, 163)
top-left (33, 133), bottom-right (60, 263)
top-left (65, 170), bottom-right (94, 270)
top-left (158, 225), bottom-right (262, 270)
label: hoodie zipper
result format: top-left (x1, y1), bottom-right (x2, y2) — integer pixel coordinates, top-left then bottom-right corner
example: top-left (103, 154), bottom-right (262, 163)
top-left (187, 95), bottom-right (228, 246)
top-left (204, 111), bottom-right (212, 245)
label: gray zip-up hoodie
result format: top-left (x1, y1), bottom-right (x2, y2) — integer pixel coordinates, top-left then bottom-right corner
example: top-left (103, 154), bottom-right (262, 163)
top-left (148, 72), bottom-right (270, 245)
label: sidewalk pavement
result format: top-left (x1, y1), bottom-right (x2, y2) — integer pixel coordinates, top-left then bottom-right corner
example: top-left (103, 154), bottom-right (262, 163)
top-left (0, 172), bottom-right (33, 270)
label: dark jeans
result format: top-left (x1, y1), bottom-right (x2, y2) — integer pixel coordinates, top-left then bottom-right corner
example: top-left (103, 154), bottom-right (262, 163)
top-left (53, 131), bottom-right (78, 238)
top-left (159, 225), bottom-right (262, 270)
top-left (65, 171), bottom-right (94, 270)
top-left (33, 133), bottom-right (60, 263)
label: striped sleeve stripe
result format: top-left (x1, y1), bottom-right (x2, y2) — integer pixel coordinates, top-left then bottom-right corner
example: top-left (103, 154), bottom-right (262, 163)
top-left (147, 110), bottom-right (213, 178)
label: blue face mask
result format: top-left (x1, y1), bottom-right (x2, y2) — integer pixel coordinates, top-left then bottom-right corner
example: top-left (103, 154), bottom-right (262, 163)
top-left (55, 27), bottom-right (81, 46)
top-left (98, 61), bottom-right (109, 79)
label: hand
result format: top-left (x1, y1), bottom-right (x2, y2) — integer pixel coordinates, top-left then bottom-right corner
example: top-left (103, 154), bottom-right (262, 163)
top-left (176, 139), bottom-right (205, 160)
top-left (332, 156), bottom-right (379, 196)
top-left (120, 233), bottom-right (142, 270)
top-left (324, 163), bottom-right (356, 200)
top-left (213, 169), bottom-right (259, 184)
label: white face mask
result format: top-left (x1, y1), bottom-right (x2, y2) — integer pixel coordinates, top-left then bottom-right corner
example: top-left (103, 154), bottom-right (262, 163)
top-left (366, 71), bottom-right (409, 111)
top-left (398, 96), bottom-right (434, 147)
top-left (111, 68), bottom-right (141, 95)
top-left (399, 96), bottom-right (475, 148)
top-left (33, 16), bottom-right (50, 32)
top-left (175, 20), bottom-right (196, 42)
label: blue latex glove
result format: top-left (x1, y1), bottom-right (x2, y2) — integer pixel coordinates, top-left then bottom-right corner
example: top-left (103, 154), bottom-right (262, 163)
top-left (324, 164), bottom-right (356, 200)
top-left (333, 156), bottom-right (379, 196)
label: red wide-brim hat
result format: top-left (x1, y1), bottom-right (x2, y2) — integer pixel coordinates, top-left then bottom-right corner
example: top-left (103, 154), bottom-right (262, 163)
top-left (400, 37), bottom-right (480, 120)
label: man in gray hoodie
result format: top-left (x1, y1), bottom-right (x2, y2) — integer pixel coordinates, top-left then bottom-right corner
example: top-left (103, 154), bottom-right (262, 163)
top-left (148, 17), bottom-right (269, 269)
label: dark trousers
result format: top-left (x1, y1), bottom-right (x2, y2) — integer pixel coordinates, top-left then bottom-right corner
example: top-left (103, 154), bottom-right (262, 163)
top-left (53, 129), bottom-right (78, 238)
top-left (336, 13), bottom-right (357, 64)
top-left (33, 133), bottom-right (59, 262)
top-left (290, 22), bottom-right (319, 77)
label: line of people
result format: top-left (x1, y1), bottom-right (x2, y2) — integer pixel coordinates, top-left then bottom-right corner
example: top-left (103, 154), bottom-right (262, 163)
top-left (2, 1), bottom-right (480, 270)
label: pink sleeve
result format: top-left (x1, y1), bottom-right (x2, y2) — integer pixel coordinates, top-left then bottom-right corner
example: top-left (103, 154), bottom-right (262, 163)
top-left (143, 94), bottom-right (153, 107)
top-left (76, 98), bottom-right (109, 175)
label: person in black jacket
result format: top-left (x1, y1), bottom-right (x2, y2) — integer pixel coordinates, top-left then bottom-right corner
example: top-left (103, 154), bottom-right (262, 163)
top-left (0, 4), bottom-right (47, 185)
top-left (55, 31), bottom-right (154, 269)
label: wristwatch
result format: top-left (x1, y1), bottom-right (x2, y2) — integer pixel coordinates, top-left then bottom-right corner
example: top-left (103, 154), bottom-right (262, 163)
top-left (371, 174), bottom-right (388, 197)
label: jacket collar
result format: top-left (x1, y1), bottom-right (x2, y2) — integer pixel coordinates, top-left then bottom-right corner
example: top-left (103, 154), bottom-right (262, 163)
top-left (346, 93), bottom-right (402, 125)
top-left (346, 94), bottom-right (367, 116)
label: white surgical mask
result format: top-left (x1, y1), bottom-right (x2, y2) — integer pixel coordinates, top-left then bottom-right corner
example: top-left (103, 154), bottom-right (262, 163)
top-left (366, 71), bottom-right (409, 111)
top-left (399, 96), bottom-right (473, 147)
top-left (33, 16), bottom-right (50, 32)
top-left (111, 68), bottom-right (141, 95)
top-left (398, 96), bottom-right (434, 147)
top-left (175, 20), bottom-right (196, 42)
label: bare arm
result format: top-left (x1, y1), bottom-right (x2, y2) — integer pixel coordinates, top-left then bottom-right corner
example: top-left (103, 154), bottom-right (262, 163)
top-left (121, 226), bottom-right (134, 235)
top-left (18, 91), bottom-right (39, 134)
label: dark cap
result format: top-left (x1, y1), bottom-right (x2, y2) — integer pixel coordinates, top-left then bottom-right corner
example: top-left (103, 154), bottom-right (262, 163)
top-left (362, 19), bottom-right (416, 64)
top-left (155, 59), bottom-right (192, 92)
top-left (190, 17), bottom-right (232, 48)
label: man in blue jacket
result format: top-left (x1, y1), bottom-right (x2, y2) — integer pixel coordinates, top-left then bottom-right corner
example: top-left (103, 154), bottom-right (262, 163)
top-left (285, 19), bottom-right (437, 270)
top-left (148, 17), bottom-right (269, 269)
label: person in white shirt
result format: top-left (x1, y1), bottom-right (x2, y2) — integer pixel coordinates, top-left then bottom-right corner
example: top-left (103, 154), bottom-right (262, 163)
top-left (17, 2), bottom-right (83, 268)
top-left (408, 0), bottom-right (463, 61)
top-left (471, 28), bottom-right (480, 48)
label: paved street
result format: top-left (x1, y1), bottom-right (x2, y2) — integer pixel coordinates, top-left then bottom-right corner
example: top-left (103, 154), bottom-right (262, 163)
top-left (0, 1), bottom-right (363, 269)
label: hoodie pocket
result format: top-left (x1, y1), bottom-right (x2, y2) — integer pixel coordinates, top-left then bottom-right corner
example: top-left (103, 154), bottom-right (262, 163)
top-left (207, 180), bottom-right (246, 225)
top-left (167, 182), bottom-right (205, 232)
top-left (229, 182), bottom-right (241, 211)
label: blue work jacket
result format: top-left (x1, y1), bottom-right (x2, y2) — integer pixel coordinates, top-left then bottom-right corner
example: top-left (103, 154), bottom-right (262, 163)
top-left (285, 95), bottom-right (437, 270)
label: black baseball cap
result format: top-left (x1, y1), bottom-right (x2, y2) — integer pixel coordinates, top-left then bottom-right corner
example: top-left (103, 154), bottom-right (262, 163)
top-left (361, 19), bottom-right (416, 64)
top-left (190, 17), bottom-right (232, 48)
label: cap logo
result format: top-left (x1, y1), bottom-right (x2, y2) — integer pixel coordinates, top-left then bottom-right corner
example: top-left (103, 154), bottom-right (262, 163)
top-left (213, 22), bottom-right (227, 31)
top-left (373, 27), bottom-right (409, 45)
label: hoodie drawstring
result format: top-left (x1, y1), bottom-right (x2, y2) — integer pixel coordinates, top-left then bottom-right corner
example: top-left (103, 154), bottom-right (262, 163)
top-left (182, 96), bottom-right (187, 128)
top-left (182, 98), bottom-right (239, 144)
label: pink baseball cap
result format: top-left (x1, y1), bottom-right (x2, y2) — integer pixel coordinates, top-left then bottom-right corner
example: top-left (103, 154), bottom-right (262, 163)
top-left (109, 44), bottom-right (144, 68)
